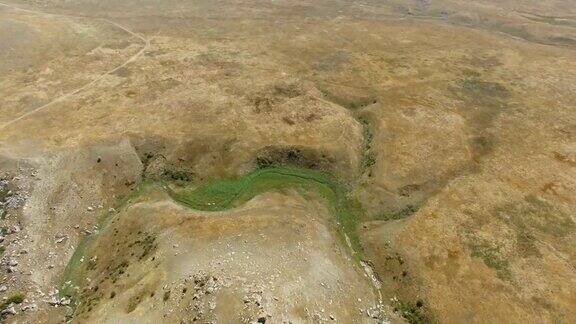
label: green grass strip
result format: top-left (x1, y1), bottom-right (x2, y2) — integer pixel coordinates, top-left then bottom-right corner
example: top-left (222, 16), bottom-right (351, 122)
top-left (167, 166), bottom-right (363, 256)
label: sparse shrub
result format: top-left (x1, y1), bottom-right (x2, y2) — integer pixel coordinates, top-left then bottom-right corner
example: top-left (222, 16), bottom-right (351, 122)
top-left (6, 293), bottom-right (24, 304)
top-left (469, 241), bottom-right (511, 280)
top-left (0, 292), bottom-right (25, 311)
top-left (378, 205), bottom-right (418, 221)
top-left (358, 117), bottom-right (376, 172)
top-left (394, 299), bottom-right (429, 324)
top-left (162, 169), bottom-right (192, 186)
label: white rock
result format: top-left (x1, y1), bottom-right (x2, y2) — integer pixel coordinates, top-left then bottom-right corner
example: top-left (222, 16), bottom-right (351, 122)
top-left (1, 305), bottom-right (16, 315)
top-left (21, 303), bottom-right (37, 312)
top-left (47, 297), bottom-right (61, 306)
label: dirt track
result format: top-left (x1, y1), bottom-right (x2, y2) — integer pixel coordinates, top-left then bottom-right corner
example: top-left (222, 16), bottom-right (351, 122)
top-left (0, 1), bottom-right (150, 130)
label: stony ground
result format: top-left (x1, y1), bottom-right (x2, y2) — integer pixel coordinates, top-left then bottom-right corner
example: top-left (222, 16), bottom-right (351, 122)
top-left (1, 0), bottom-right (575, 323)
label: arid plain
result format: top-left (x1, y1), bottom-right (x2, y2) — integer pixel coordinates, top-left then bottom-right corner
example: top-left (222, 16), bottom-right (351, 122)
top-left (1, 0), bottom-right (576, 323)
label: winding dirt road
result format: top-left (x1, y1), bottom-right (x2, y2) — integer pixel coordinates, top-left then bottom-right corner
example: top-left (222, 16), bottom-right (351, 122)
top-left (0, 2), bottom-right (150, 130)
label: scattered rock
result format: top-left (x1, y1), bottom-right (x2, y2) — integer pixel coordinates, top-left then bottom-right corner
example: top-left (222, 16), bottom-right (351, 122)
top-left (1, 305), bottom-right (16, 316)
top-left (47, 296), bottom-right (70, 307)
top-left (5, 194), bottom-right (25, 209)
top-left (21, 303), bottom-right (37, 312)
top-left (47, 297), bottom-right (60, 306)
top-left (55, 234), bottom-right (67, 244)
top-left (366, 307), bottom-right (381, 319)
top-left (7, 225), bottom-right (20, 234)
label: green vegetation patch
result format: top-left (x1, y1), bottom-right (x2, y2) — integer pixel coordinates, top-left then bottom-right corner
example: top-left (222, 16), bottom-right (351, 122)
top-left (0, 292), bottom-right (25, 312)
top-left (469, 241), bottom-right (511, 281)
top-left (393, 299), bottom-right (429, 324)
top-left (377, 204), bottom-right (419, 221)
top-left (168, 166), bottom-right (364, 255)
top-left (0, 187), bottom-right (8, 201)
top-left (358, 116), bottom-right (376, 173)
top-left (0, 182), bottom-right (8, 220)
